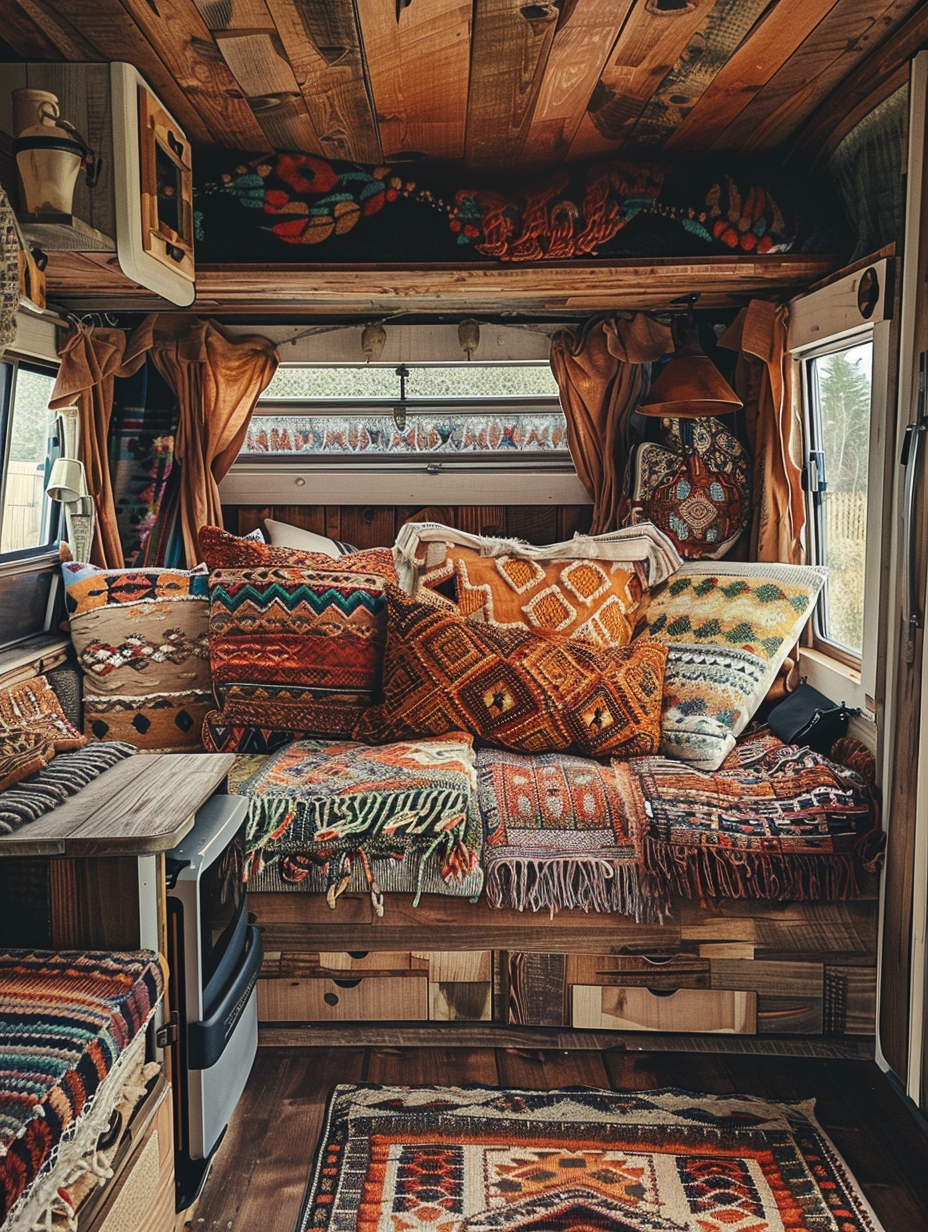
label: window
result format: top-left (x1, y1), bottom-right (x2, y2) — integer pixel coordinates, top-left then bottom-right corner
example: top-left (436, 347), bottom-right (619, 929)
top-left (0, 360), bottom-right (59, 557)
top-left (802, 338), bottom-right (874, 660)
top-left (241, 361), bottom-right (568, 461)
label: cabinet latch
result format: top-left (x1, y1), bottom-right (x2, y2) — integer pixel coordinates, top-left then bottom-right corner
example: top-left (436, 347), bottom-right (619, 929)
top-left (155, 1010), bottom-right (180, 1048)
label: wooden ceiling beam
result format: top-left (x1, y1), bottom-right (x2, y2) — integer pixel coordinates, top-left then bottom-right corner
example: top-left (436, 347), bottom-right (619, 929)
top-left (355, 0), bottom-right (471, 163)
top-left (711, 0), bottom-right (915, 154)
top-left (464, 0), bottom-right (559, 173)
top-left (518, 0), bottom-right (635, 170)
top-left (4, 0), bottom-right (93, 60)
top-left (664, 0), bottom-right (841, 153)
top-left (789, 2), bottom-right (928, 164)
top-left (190, 0), bottom-right (277, 27)
top-left (566, 0), bottom-right (713, 163)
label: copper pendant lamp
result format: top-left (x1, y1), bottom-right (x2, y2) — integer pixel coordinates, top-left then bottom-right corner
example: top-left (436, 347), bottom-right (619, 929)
top-left (638, 295), bottom-right (742, 419)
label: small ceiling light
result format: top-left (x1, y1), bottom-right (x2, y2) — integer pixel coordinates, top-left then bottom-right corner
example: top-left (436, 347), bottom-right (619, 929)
top-left (361, 321), bottom-right (386, 363)
top-left (458, 318), bottom-right (480, 361)
top-left (637, 295), bottom-right (742, 418)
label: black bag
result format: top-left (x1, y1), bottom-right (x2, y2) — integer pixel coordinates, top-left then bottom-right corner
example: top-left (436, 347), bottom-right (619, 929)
top-left (767, 683), bottom-right (855, 755)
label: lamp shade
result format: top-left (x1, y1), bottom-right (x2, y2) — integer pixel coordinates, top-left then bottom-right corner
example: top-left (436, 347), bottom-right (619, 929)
top-left (46, 457), bottom-right (88, 504)
top-left (638, 343), bottom-right (742, 419)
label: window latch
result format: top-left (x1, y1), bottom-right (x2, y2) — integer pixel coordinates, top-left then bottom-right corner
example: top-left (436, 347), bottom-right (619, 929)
top-left (804, 450), bottom-right (827, 494)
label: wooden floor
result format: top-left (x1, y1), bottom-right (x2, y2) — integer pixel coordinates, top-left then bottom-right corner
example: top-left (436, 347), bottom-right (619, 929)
top-left (182, 1044), bottom-right (928, 1232)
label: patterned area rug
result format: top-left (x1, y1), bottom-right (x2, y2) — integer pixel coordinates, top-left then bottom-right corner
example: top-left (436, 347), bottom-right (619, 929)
top-left (298, 1084), bottom-right (885, 1232)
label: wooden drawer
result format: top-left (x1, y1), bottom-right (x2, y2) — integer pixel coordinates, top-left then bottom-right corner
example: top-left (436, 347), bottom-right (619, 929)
top-left (258, 974), bottom-right (429, 1021)
top-left (710, 959), bottom-right (823, 1035)
top-left (84, 1081), bottom-right (173, 1232)
top-left (572, 985), bottom-right (757, 1034)
top-left (567, 952), bottom-right (710, 989)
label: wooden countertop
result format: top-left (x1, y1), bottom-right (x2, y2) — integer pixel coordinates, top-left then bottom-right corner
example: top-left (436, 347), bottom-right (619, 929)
top-left (0, 753), bottom-right (236, 858)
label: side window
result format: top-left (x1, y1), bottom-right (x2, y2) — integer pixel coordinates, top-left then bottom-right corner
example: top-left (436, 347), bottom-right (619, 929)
top-left (0, 360), bottom-right (59, 557)
top-left (803, 338), bottom-right (874, 660)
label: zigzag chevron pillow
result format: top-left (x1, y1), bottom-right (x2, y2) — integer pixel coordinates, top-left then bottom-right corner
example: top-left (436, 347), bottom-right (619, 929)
top-left (633, 561), bottom-right (827, 770)
top-left (208, 566), bottom-right (388, 737)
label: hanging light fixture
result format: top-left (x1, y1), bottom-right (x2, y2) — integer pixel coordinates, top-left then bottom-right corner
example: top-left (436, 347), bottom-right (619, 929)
top-left (637, 294), bottom-right (742, 418)
top-left (392, 363), bottom-right (409, 432)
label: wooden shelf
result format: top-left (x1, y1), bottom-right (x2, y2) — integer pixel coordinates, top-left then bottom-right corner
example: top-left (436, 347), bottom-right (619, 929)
top-left (42, 252), bottom-right (843, 316)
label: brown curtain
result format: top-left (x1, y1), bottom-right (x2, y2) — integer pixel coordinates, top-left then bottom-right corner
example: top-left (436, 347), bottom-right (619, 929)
top-left (49, 324), bottom-right (148, 568)
top-left (550, 313), bottom-right (673, 534)
top-left (718, 299), bottom-right (804, 564)
top-left (50, 315), bottom-right (279, 570)
top-left (125, 315), bottom-right (279, 567)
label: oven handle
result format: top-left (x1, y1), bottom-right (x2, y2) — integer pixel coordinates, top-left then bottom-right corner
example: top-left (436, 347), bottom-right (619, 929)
top-left (187, 924), bottom-right (263, 1071)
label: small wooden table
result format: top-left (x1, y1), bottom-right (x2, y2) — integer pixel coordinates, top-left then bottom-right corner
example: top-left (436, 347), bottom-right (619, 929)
top-left (0, 753), bottom-right (235, 952)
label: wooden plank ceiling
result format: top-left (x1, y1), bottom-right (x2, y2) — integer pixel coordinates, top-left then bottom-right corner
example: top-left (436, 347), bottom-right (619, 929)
top-left (5, 0), bottom-right (925, 173)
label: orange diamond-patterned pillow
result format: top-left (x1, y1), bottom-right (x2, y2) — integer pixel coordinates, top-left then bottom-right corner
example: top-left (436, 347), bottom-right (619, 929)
top-left (433, 546), bottom-right (646, 647)
top-left (353, 586), bottom-right (667, 758)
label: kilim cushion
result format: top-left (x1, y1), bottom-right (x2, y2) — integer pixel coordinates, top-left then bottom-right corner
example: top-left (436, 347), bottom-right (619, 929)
top-left (632, 560), bottom-right (827, 770)
top-left (613, 730), bottom-right (880, 902)
top-left (0, 675), bottom-right (89, 793)
top-left (444, 547), bottom-right (645, 646)
top-left (0, 948), bottom-right (163, 1230)
top-left (226, 733), bottom-right (482, 910)
top-left (476, 748), bottom-right (659, 919)
top-left (208, 566), bottom-right (388, 737)
top-left (198, 524), bottom-right (397, 579)
top-left (353, 586), bottom-right (667, 758)
top-left (62, 561), bottom-right (212, 751)
top-left (393, 520), bottom-right (682, 598)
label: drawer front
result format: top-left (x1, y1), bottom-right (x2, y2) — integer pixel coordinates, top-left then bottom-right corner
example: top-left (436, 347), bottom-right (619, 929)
top-left (567, 952), bottom-right (710, 990)
top-left (572, 985), bottom-right (757, 1034)
top-left (258, 975), bottom-right (429, 1021)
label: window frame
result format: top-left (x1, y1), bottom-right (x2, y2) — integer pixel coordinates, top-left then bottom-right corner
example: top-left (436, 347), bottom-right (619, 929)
top-left (788, 258), bottom-right (893, 717)
top-left (0, 356), bottom-right (62, 563)
top-left (222, 357), bottom-right (591, 507)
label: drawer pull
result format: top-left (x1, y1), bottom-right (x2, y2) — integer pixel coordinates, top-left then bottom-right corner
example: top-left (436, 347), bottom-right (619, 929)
top-left (333, 978), bottom-right (363, 989)
top-left (347, 951), bottom-right (370, 959)
top-left (647, 988), bottom-right (679, 998)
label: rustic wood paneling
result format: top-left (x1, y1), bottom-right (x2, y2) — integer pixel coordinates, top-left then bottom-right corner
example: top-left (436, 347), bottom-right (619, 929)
top-left (625, 0), bottom-right (772, 151)
top-left (356, 0), bottom-right (471, 162)
top-left (567, 0), bottom-right (714, 161)
top-left (715, 0), bottom-right (916, 154)
top-left (518, 0), bottom-right (634, 169)
top-left (212, 30), bottom-right (321, 150)
top-left (665, 0), bottom-right (842, 153)
top-left (265, 0), bottom-right (383, 163)
top-left (464, 0), bottom-right (559, 171)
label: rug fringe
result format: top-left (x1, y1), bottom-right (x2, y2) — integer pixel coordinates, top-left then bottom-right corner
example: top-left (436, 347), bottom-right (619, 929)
top-left (643, 836), bottom-right (859, 901)
top-left (484, 855), bottom-right (667, 922)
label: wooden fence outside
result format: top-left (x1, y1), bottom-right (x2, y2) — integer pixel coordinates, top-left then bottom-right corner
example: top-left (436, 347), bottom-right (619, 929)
top-left (1, 463), bottom-right (46, 554)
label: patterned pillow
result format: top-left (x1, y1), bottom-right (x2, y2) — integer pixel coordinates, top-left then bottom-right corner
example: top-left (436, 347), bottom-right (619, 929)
top-left (62, 561), bottom-right (212, 751)
top-left (198, 525), bottom-right (397, 580)
top-left (208, 566), bottom-right (388, 737)
top-left (0, 676), bottom-right (87, 753)
top-left (443, 547), bottom-right (645, 646)
top-left (354, 585), bottom-right (667, 758)
top-left (395, 520), bottom-right (682, 598)
top-left (633, 561), bottom-right (827, 770)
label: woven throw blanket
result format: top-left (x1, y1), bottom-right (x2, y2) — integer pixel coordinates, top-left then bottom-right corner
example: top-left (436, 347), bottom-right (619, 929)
top-left (614, 731), bottom-right (879, 901)
top-left (227, 735), bottom-right (482, 913)
top-left (0, 742), bottom-right (136, 834)
top-left (0, 948), bottom-right (163, 1227)
top-left (476, 748), bottom-right (658, 920)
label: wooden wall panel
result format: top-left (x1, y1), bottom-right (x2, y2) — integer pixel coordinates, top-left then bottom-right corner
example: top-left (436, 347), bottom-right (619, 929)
top-left (229, 504), bottom-right (592, 547)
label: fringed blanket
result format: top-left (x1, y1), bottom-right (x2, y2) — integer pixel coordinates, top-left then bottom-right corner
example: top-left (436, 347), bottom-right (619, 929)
top-left (0, 948), bottom-right (163, 1230)
top-left (614, 731), bottom-right (880, 902)
top-left (476, 748), bottom-right (658, 920)
top-left (227, 735), bottom-right (483, 914)
top-left (0, 742), bottom-right (136, 834)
